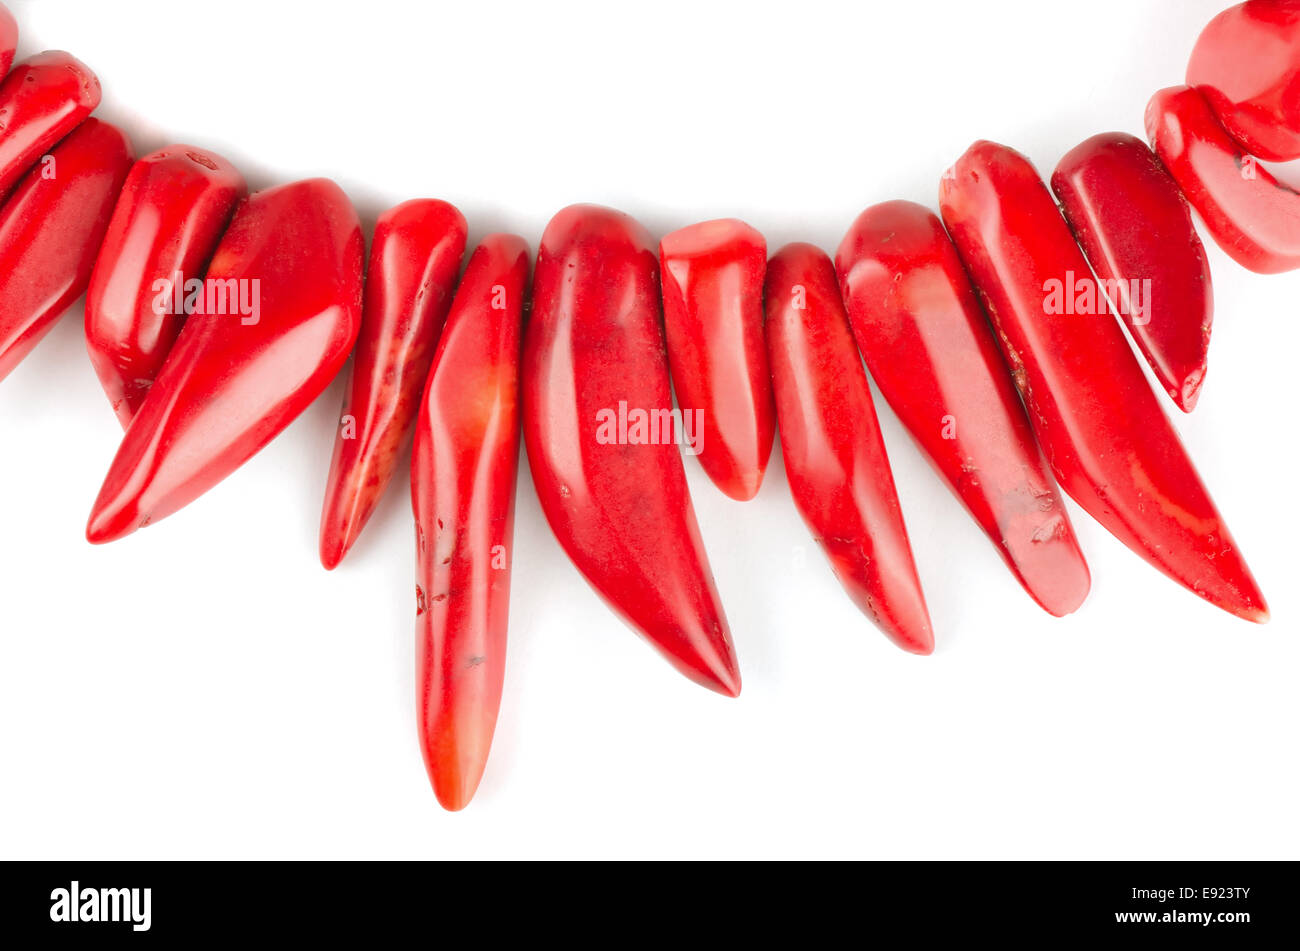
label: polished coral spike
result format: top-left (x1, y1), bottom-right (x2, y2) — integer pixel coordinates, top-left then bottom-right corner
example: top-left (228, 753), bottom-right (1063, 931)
top-left (836, 200), bottom-right (1090, 617)
top-left (1052, 133), bottom-right (1214, 412)
top-left (86, 145), bottom-right (247, 426)
top-left (767, 241), bottom-right (934, 654)
top-left (412, 233), bottom-right (528, 812)
top-left (87, 179), bottom-right (364, 543)
top-left (320, 199), bottom-right (466, 569)
top-left (659, 218), bottom-right (774, 500)
top-left (940, 140), bottom-right (1268, 623)
top-left (524, 204), bottom-right (741, 695)
top-left (0, 118), bottom-right (133, 382)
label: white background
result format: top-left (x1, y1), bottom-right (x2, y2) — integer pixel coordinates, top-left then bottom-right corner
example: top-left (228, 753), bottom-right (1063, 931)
top-left (0, 0), bottom-right (1294, 859)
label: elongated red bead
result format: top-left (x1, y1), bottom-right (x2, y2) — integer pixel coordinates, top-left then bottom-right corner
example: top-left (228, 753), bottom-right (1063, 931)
top-left (767, 242), bottom-right (934, 654)
top-left (413, 234), bottom-right (528, 812)
top-left (659, 219), bottom-right (774, 500)
top-left (836, 201), bottom-right (1090, 617)
top-left (0, 118), bottom-right (132, 382)
top-left (85, 145), bottom-right (247, 426)
top-left (86, 179), bottom-right (364, 543)
top-left (319, 199), bottom-right (466, 570)
top-left (939, 140), bottom-right (1268, 623)
top-left (523, 204), bottom-right (740, 695)
top-left (1052, 133), bottom-right (1214, 411)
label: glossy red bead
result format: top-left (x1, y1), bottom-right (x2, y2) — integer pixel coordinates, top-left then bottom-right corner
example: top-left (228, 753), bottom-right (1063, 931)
top-left (86, 179), bottom-right (364, 544)
top-left (659, 219), bottom-right (774, 501)
top-left (0, 118), bottom-right (132, 382)
top-left (319, 199), bottom-right (466, 570)
top-left (85, 145), bottom-right (247, 426)
top-left (836, 201), bottom-right (1090, 617)
top-left (1187, 0), bottom-right (1300, 161)
top-left (1147, 85), bottom-right (1300, 274)
top-left (523, 204), bottom-right (740, 695)
top-left (0, 51), bottom-right (101, 196)
top-left (1052, 133), bottom-right (1214, 411)
top-left (940, 140), bottom-right (1268, 623)
top-left (766, 242), bottom-right (934, 654)
top-left (412, 233), bottom-right (528, 812)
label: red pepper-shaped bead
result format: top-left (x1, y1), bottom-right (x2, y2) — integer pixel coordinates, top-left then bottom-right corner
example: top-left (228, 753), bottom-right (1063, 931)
top-left (939, 141), bottom-right (1268, 623)
top-left (1051, 133), bottom-right (1214, 412)
top-left (86, 179), bottom-right (364, 543)
top-left (766, 242), bottom-right (934, 654)
top-left (659, 219), bottom-right (774, 500)
top-left (412, 233), bottom-right (528, 812)
top-left (85, 146), bottom-right (247, 427)
top-left (1146, 85), bottom-right (1300, 274)
top-left (0, 4), bottom-right (17, 78)
top-left (524, 204), bottom-right (740, 696)
top-left (1187, 0), bottom-right (1300, 162)
top-left (319, 199), bottom-right (466, 570)
top-left (0, 118), bottom-right (132, 382)
top-left (835, 202), bottom-right (1091, 618)
top-left (0, 52), bottom-right (101, 196)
